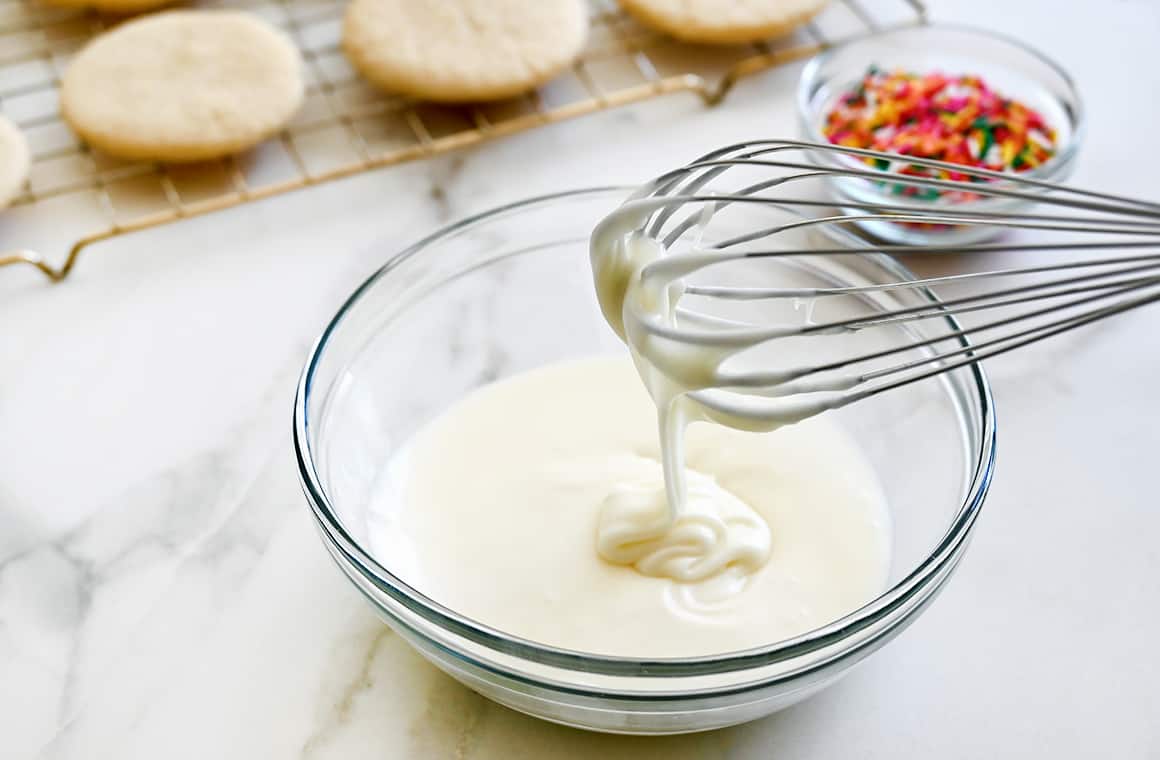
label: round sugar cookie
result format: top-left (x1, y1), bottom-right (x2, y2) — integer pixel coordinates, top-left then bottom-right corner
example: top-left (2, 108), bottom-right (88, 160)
top-left (0, 115), bottom-right (31, 210)
top-left (61, 11), bottom-right (304, 162)
top-left (39, 0), bottom-right (176, 15)
top-left (343, 0), bottom-right (588, 103)
top-left (618, 0), bottom-right (827, 44)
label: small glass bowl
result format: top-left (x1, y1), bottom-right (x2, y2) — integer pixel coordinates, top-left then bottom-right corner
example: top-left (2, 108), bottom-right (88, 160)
top-left (294, 188), bottom-right (996, 734)
top-left (797, 23), bottom-right (1085, 245)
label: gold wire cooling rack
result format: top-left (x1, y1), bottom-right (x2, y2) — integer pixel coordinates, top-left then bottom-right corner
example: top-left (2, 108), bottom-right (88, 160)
top-left (0, 0), bottom-right (925, 284)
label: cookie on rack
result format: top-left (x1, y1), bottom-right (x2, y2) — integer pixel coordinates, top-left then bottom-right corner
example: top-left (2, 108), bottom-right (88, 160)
top-left (343, 0), bottom-right (588, 103)
top-left (0, 114), bottom-right (31, 210)
top-left (60, 11), bottom-right (304, 163)
top-left (617, 0), bottom-right (827, 44)
top-left (39, 0), bottom-right (176, 15)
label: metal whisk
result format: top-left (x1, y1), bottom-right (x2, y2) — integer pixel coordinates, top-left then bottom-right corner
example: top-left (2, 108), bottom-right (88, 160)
top-left (592, 139), bottom-right (1160, 420)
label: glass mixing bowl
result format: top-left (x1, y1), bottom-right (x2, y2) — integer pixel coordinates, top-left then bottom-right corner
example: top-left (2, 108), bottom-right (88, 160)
top-left (797, 24), bottom-right (1085, 245)
top-left (294, 187), bottom-right (996, 734)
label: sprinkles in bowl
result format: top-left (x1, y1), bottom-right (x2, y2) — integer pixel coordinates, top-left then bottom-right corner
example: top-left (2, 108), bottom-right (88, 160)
top-left (822, 66), bottom-right (1058, 199)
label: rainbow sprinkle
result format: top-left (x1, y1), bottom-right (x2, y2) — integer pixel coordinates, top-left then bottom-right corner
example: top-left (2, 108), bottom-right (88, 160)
top-left (822, 66), bottom-right (1058, 199)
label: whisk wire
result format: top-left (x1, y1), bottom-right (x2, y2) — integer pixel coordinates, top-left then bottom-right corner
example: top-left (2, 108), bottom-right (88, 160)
top-left (611, 139), bottom-right (1160, 417)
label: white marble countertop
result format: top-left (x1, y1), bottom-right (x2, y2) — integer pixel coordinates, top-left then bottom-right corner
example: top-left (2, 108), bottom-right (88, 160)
top-left (3, 0), bottom-right (1159, 757)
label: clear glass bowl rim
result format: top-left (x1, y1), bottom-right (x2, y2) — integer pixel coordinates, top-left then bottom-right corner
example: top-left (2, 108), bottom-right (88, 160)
top-left (796, 22), bottom-right (1087, 186)
top-left (293, 186), bottom-right (997, 680)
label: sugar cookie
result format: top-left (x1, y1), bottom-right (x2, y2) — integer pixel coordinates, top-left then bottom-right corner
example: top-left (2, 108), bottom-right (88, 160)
top-left (61, 11), bottom-right (304, 162)
top-left (39, 0), bottom-right (176, 14)
top-left (343, 0), bottom-right (588, 103)
top-left (0, 115), bottom-right (30, 210)
top-left (618, 0), bottom-right (827, 44)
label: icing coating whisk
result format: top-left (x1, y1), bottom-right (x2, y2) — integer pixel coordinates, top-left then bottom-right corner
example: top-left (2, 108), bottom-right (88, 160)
top-left (591, 139), bottom-right (1160, 422)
